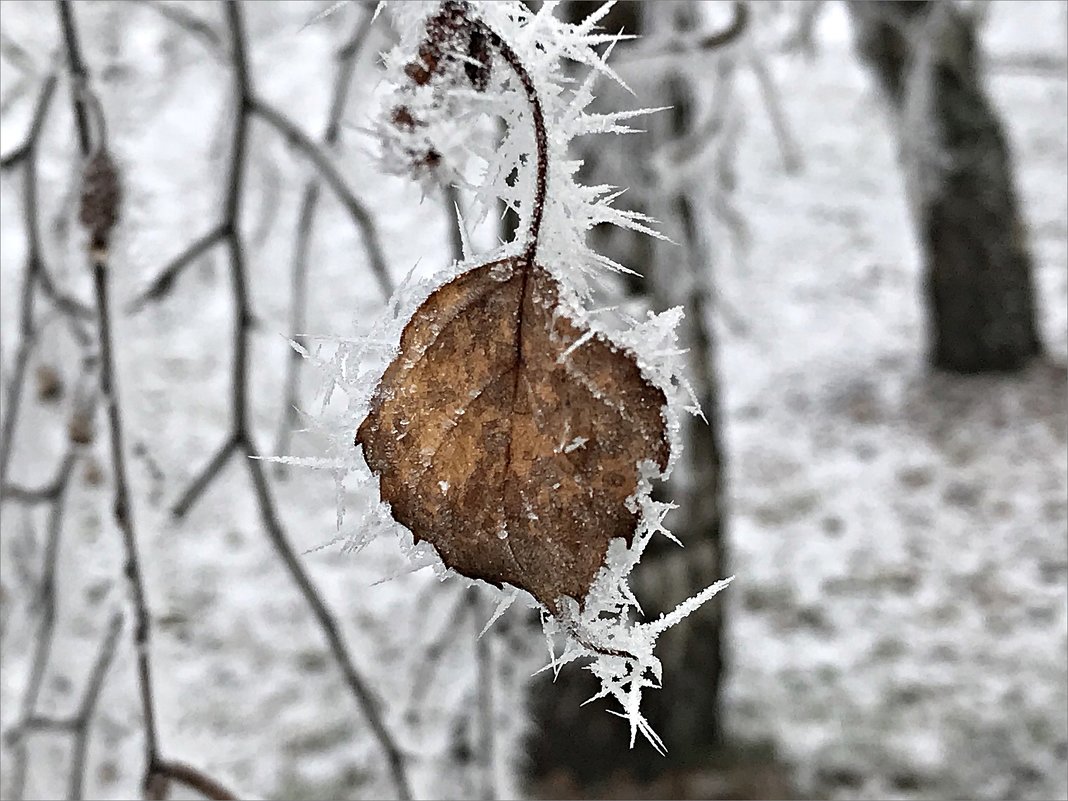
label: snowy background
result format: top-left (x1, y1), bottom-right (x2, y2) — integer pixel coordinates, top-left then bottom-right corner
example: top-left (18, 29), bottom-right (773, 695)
top-left (0, 1), bottom-right (1065, 800)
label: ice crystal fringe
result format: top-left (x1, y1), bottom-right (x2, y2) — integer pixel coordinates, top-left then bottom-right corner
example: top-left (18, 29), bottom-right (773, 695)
top-left (290, 0), bottom-right (733, 750)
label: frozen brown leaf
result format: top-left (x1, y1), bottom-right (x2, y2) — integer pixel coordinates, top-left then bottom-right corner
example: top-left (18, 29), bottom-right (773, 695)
top-left (357, 257), bottom-right (669, 612)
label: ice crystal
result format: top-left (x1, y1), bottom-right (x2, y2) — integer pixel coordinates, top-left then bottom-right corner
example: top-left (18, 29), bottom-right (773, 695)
top-left (294, 0), bottom-right (733, 751)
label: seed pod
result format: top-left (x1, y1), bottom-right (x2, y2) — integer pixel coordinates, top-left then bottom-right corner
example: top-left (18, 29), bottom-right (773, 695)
top-left (68, 408), bottom-right (95, 445)
top-left (35, 365), bottom-right (64, 403)
top-left (79, 150), bottom-right (122, 252)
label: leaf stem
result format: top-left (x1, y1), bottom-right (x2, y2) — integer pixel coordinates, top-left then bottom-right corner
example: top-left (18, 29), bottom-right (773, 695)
top-left (475, 21), bottom-right (548, 264)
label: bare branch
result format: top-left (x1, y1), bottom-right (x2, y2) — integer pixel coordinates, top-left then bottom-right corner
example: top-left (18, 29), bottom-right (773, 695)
top-left (0, 31), bottom-right (38, 76)
top-left (132, 0), bottom-right (225, 55)
top-left (1, 451), bottom-right (77, 504)
top-left (68, 612), bottom-right (125, 801)
top-left (58, 3), bottom-right (165, 791)
top-left (19, 715), bottom-right (77, 734)
top-left (472, 594), bottom-right (496, 801)
top-left (0, 75), bottom-right (58, 489)
top-left (698, 0), bottom-right (750, 50)
top-left (148, 760), bottom-right (240, 801)
top-left (406, 587), bottom-right (470, 716)
top-left (9, 614), bottom-right (127, 801)
top-left (35, 261), bottom-right (94, 320)
top-left (5, 449), bottom-right (79, 801)
top-left (747, 47), bottom-right (802, 174)
top-left (165, 6), bottom-right (413, 797)
top-left (169, 433), bottom-right (239, 519)
top-left (615, 0), bottom-right (750, 65)
top-left (126, 223), bottom-right (228, 313)
top-left (0, 63), bottom-right (51, 170)
top-left (243, 455), bottom-right (413, 798)
top-left (275, 5), bottom-right (377, 472)
top-left (130, 0), bottom-right (393, 316)
top-left (247, 96), bottom-right (393, 297)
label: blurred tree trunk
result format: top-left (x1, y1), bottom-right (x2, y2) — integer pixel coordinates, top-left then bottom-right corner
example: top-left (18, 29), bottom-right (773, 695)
top-left (850, 0), bottom-right (1043, 373)
top-left (529, 1), bottom-right (731, 785)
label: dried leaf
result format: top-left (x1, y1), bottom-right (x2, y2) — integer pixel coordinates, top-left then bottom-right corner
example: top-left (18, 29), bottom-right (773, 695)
top-left (357, 258), bottom-right (669, 612)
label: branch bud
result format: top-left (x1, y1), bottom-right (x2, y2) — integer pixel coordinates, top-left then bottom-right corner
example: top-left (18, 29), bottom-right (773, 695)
top-left (78, 150), bottom-right (122, 254)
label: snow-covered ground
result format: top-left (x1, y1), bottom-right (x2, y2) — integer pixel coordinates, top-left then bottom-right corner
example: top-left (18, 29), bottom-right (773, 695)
top-left (722, 4), bottom-right (1067, 799)
top-left (0, 2), bottom-right (1065, 800)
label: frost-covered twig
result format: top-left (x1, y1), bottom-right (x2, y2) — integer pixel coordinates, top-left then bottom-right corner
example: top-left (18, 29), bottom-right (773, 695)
top-left (275, 5), bottom-right (377, 474)
top-left (163, 5), bottom-right (413, 797)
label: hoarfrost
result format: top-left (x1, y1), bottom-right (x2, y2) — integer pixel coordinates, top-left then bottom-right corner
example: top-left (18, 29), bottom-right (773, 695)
top-left (293, 0), bottom-right (732, 749)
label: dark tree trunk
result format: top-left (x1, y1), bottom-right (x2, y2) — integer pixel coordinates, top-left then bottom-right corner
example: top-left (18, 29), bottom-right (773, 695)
top-left (851, 0), bottom-right (1043, 373)
top-left (528, 1), bottom-right (730, 786)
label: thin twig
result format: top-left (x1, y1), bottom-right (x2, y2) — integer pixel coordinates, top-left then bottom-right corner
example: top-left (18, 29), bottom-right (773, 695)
top-left (0, 74), bottom-right (58, 490)
top-left (0, 144), bottom-right (29, 171)
top-left (471, 594), bottom-right (496, 801)
top-left (6, 613), bottom-right (126, 800)
top-left (58, 2), bottom-right (164, 790)
top-left (0, 35), bottom-right (41, 150)
top-left (3, 359), bottom-right (97, 801)
top-left (88, 245), bottom-right (165, 789)
top-left (169, 432), bottom-right (238, 518)
top-left (68, 612), bottom-right (125, 801)
top-left (475, 20), bottom-right (549, 262)
top-left (148, 760), bottom-right (240, 801)
top-left (746, 46), bottom-right (802, 174)
top-left (2, 451), bottom-right (77, 504)
top-left (5, 449), bottom-right (79, 801)
top-left (125, 224), bottom-right (228, 313)
top-left (166, 6), bottom-right (413, 798)
top-left (57, 2), bottom-right (92, 154)
top-left (247, 96), bottom-right (393, 296)
top-left (129, 31), bottom-right (391, 310)
top-left (34, 261), bottom-right (95, 321)
top-left (20, 715), bottom-right (77, 734)
top-left (406, 588), bottom-right (470, 716)
top-left (275, 6), bottom-right (377, 473)
top-left (60, 8), bottom-right (233, 800)
top-left (615, 0), bottom-right (749, 65)
top-left (132, 0), bottom-right (224, 55)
